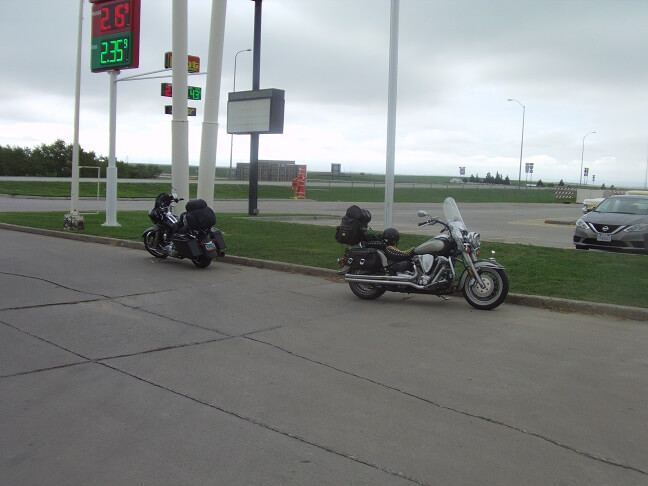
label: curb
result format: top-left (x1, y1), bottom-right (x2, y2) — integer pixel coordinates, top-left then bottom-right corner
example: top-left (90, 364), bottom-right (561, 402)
top-left (544, 219), bottom-right (576, 226)
top-left (1, 222), bottom-right (646, 322)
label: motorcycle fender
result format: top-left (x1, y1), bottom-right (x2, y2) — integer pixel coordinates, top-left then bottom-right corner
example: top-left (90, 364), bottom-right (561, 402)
top-left (142, 226), bottom-right (157, 237)
top-left (457, 259), bottom-right (506, 290)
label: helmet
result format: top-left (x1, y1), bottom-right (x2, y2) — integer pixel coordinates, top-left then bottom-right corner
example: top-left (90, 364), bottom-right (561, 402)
top-left (382, 227), bottom-right (400, 246)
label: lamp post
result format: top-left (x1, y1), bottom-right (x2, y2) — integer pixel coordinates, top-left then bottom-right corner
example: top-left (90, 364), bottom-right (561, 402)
top-left (228, 48), bottom-right (251, 179)
top-left (507, 98), bottom-right (525, 189)
top-left (579, 131), bottom-right (596, 187)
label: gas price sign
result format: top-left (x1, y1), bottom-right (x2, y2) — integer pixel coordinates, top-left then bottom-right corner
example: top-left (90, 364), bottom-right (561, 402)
top-left (90, 0), bottom-right (141, 72)
top-left (161, 83), bottom-right (202, 100)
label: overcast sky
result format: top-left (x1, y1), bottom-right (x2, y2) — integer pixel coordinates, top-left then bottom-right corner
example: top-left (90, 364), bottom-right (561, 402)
top-left (1, 0), bottom-right (647, 187)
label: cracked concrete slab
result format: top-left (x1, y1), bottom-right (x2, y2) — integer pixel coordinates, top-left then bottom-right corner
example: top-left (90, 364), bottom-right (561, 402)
top-left (0, 363), bottom-right (413, 485)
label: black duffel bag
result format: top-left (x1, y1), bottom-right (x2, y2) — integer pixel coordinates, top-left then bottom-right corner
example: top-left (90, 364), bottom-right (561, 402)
top-left (335, 205), bottom-right (373, 245)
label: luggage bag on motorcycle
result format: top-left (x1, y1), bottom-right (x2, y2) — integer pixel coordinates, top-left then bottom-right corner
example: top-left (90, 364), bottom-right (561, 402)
top-left (335, 205), bottom-right (372, 245)
top-left (171, 234), bottom-right (203, 258)
top-left (344, 247), bottom-right (383, 270)
top-left (184, 201), bottom-right (217, 230)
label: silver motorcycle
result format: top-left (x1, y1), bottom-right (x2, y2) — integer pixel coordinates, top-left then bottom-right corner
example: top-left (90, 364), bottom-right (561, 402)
top-left (338, 197), bottom-right (509, 310)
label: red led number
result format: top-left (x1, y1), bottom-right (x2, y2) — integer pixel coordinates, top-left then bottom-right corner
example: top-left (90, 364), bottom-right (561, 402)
top-left (100, 2), bottom-right (131, 32)
top-left (115, 3), bottom-right (129, 28)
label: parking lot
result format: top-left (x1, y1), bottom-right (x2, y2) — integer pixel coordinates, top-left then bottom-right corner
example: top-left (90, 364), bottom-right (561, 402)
top-left (1, 228), bottom-right (646, 485)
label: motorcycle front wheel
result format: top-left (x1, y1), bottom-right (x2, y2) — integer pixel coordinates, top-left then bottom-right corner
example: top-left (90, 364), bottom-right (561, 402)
top-left (463, 267), bottom-right (509, 310)
top-left (348, 269), bottom-right (386, 300)
top-left (143, 230), bottom-right (167, 259)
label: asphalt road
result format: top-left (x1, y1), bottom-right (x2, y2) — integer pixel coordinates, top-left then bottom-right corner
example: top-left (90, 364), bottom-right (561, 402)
top-left (0, 195), bottom-right (582, 249)
top-left (1, 229), bottom-right (646, 485)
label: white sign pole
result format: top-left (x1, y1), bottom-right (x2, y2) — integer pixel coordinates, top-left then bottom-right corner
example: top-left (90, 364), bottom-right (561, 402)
top-left (384, 0), bottom-right (399, 229)
top-left (198, 0), bottom-right (227, 207)
top-left (103, 69), bottom-right (120, 226)
top-left (172, 0), bottom-right (190, 210)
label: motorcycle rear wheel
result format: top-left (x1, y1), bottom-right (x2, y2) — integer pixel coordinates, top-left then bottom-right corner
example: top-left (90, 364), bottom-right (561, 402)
top-left (192, 255), bottom-right (212, 268)
top-left (348, 269), bottom-right (386, 300)
top-left (463, 267), bottom-right (509, 310)
top-left (143, 230), bottom-right (167, 259)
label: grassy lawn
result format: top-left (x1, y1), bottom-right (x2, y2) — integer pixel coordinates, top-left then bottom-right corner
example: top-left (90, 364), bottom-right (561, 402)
top-left (0, 180), bottom-right (566, 203)
top-left (0, 210), bottom-right (645, 309)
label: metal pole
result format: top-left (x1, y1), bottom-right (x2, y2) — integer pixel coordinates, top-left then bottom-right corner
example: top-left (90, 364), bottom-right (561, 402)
top-left (229, 48), bottom-right (251, 180)
top-left (249, 0), bottom-right (262, 216)
top-left (70, 0), bottom-right (83, 219)
top-left (644, 148), bottom-right (648, 190)
top-left (507, 98), bottom-right (524, 189)
top-left (384, 0), bottom-right (399, 229)
top-left (580, 131), bottom-right (595, 187)
top-left (171, 0), bottom-right (189, 210)
top-left (103, 69), bottom-right (120, 226)
top-left (197, 0), bottom-right (227, 207)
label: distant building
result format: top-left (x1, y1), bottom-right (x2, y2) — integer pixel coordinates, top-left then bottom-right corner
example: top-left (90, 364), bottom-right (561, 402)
top-left (235, 160), bottom-right (302, 181)
top-left (449, 178), bottom-right (464, 183)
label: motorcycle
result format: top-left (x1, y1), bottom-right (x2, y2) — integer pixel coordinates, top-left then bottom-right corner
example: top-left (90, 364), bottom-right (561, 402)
top-left (336, 197), bottom-right (509, 310)
top-left (142, 192), bottom-right (226, 268)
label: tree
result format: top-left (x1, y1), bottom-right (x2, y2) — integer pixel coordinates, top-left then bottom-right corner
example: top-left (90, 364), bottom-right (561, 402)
top-left (558, 179), bottom-right (565, 186)
top-left (536, 179), bottom-right (544, 187)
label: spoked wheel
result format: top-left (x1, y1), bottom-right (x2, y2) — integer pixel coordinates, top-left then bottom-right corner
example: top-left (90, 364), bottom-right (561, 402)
top-left (348, 269), bottom-right (386, 300)
top-left (191, 255), bottom-right (212, 268)
top-left (143, 230), bottom-right (167, 259)
top-left (463, 267), bottom-right (509, 310)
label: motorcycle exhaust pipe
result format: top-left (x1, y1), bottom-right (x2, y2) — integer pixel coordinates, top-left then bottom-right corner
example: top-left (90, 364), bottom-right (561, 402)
top-left (344, 274), bottom-right (429, 290)
top-left (345, 273), bottom-right (413, 282)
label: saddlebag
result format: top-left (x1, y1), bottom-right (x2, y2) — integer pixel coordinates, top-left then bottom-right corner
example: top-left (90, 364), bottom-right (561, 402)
top-left (210, 229), bottom-right (227, 252)
top-left (344, 247), bottom-right (383, 270)
top-left (172, 234), bottom-right (203, 258)
top-left (335, 205), bottom-right (372, 245)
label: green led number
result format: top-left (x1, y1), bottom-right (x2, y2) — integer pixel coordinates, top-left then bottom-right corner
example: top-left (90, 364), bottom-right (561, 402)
top-left (100, 41), bottom-right (109, 64)
top-left (99, 37), bottom-right (129, 65)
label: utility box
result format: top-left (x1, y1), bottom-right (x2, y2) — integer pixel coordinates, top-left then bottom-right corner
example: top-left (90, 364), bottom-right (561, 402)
top-left (227, 89), bottom-right (285, 134)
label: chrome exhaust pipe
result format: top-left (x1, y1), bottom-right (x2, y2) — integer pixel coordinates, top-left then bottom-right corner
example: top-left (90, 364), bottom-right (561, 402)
top-left (345, 273), bottom-right (413, 282)
top-left (345, 275), bottom-right (429, 290)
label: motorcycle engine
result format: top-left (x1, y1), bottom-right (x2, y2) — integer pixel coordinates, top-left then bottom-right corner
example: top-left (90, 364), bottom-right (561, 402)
top-left (419, 254), bottom-right (435, 273)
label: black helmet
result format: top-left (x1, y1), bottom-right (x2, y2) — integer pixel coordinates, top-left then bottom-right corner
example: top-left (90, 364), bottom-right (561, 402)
top-left (382, 227), bottom-right (400, 245)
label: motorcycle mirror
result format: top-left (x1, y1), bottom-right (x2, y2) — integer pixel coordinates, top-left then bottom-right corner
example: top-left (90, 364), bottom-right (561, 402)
top-left (417, 210), bottom-right (428, 217)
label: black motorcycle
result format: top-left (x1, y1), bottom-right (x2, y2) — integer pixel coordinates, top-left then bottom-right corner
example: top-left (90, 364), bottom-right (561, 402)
top-left (142, 193), bottom-right (226, 268)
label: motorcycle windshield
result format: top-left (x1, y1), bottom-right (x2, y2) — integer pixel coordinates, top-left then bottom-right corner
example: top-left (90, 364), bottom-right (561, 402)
top-left (443, 197), bottom-right (465, 227)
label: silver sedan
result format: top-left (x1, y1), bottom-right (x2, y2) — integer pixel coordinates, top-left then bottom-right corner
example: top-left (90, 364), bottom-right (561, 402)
top-left (573, 194), bottom-right (648, 253)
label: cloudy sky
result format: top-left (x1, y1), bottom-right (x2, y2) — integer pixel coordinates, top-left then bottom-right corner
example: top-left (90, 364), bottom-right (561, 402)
top-left (1, 0), bottom-right (647, 187)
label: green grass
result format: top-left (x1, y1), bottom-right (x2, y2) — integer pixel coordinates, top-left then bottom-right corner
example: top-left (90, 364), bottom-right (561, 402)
top-left (0, 180), bottom-right (566, 203)
top-left (0, 210), bottom-right (645, 309)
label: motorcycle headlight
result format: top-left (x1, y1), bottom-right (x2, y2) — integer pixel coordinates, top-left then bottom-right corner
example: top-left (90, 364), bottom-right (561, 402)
top-left (575, 218), bottom-right (589, 229)
top-left (624, 223), bottom-right (648, 233)
top-left (467, 232), bottom-right (480, 249)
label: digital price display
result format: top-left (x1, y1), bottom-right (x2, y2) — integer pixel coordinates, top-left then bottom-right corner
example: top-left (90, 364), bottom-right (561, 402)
top-left (160, 83), bottom-right (202, 100)
top-left (90, 0), bottom-right (141, 72)
top-left (165, 106), bottom-right (197, 116)
top-left (164, 52), bottom-right (201, 73)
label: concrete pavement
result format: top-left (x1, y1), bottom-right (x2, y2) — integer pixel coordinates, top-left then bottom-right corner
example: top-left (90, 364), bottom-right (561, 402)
top-left (1, 228), bottom-right (647, 485)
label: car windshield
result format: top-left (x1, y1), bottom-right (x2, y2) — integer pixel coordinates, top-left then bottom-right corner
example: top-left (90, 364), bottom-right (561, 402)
top-left (595, 197), bottom-right (648, 215)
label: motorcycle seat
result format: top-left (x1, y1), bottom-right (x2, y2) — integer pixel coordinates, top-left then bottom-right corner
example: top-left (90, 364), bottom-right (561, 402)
top-left (384, 246), bottom-right (415, 262)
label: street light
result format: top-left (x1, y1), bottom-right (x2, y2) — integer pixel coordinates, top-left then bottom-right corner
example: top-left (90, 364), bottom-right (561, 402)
top-left (579, 131), bottom-right (596, 187)
top-left (507, 98), bottom-right (525, 189)
top-left (228, 48), bottom-right (251, 179)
